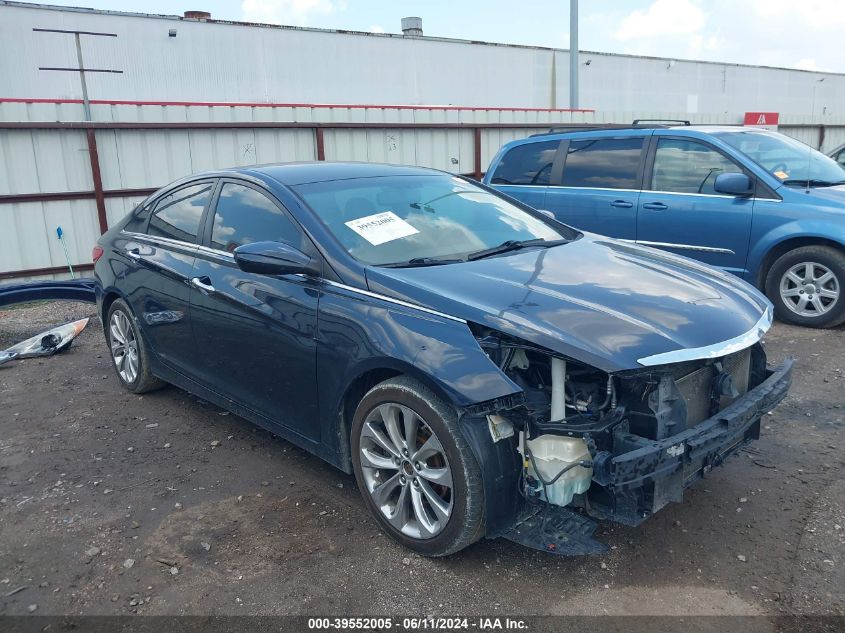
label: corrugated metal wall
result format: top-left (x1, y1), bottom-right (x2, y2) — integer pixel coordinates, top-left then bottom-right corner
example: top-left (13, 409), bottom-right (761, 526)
top-left (2, 103), bottom-right (844, 284)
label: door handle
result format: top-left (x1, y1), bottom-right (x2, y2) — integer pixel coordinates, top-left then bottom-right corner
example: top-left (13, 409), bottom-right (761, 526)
top-left (190, 276), bottom-right (215, 293)
top-left (610, 200), bottom-right (634, 208)
top-left (126, 247), bottom-right (141, 260)
top-left (642, 202), bottom-right (668, 210)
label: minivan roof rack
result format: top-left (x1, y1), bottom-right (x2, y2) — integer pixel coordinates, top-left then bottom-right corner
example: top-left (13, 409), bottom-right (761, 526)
top-left (531, 121), bottom-right (684, 137)
top-left (632, 118), bottom-right (691, 126)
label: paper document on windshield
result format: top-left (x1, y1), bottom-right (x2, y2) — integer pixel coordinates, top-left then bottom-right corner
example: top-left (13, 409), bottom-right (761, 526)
top-left (345, 211), bottom-right (419, 246)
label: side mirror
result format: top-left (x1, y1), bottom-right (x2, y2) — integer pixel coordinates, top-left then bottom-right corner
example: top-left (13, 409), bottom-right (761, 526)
top-left (714, 172), bottom-right (754, 197)
top-left (233, 241), bottom-right (317, 276)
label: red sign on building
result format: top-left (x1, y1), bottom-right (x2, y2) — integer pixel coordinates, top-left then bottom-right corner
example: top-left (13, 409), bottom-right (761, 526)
top-left (743, 112), bottom-right (779, 130)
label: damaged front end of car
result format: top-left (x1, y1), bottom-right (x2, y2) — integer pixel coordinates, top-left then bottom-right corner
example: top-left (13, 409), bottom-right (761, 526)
top-left (461, 321), bottom-right (794, 555)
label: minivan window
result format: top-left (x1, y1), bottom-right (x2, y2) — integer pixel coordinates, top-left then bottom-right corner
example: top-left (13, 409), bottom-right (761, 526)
top-left (148, 182), bottom-right (212, 243)
top-left (716, 130), bottom-right (845, 187)
top-left (489, 141), bottom-right (558, 186)
top-left (210, 183), bottom-right (302, 253)
top-left (651, 138), bottom-right (741, 195)
top-left (562, 137), bottom-right (643, 189)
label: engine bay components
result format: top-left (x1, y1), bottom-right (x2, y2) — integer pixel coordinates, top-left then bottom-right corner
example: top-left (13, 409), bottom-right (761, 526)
top-left (518, 432), bottom-right (593, 507)
top-left (472, 325), bottom-right (780, 527)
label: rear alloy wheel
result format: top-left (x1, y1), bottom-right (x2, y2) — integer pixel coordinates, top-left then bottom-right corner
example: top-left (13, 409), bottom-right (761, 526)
top-left (766, 246), bottom-right (845, 328)
top-left (351, 376), bottom-right (485, 556)
top-left (106, 299), bottom-right (165, 393)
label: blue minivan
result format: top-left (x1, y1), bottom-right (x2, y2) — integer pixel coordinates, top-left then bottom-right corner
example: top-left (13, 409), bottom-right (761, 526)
top-left (484, 124), bottom-right (845, 328)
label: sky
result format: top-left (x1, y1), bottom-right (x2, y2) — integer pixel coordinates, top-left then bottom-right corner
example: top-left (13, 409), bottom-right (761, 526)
top-left (32, 0), bottom-right (845, 73)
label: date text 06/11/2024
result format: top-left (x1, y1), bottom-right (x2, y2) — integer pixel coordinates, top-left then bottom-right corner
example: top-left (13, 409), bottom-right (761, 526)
top-left (306, 617), bottom-right (529, 630)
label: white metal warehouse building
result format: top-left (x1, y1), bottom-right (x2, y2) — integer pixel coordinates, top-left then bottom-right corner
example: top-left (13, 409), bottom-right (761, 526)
top-left (3, 1), bottom-right (845, 282)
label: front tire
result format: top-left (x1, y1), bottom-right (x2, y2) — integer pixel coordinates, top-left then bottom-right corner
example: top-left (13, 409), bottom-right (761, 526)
top-left (106, 299), bottom-right (165, 393)
top-left (765, 246), bottom-right (845, 328)
top-left (350, 376), bottom-right (485, 556)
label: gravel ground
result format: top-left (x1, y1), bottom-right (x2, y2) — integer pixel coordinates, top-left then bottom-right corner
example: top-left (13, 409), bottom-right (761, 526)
top-left (0, 301), bottom-right (842, 620)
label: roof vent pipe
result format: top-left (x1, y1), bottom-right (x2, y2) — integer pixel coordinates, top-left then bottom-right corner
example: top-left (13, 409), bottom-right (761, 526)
top-left (401, 17), bottom-right (423, 36)
top-left (184, 10), bottom-right (211, 19)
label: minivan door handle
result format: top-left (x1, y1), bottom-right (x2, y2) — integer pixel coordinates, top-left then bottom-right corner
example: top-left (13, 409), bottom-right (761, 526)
top-left (190, 276), bottom-right (215, 294)
top-left (642, 202), bottom-right (668, 210)
top-left (610, 200), bottom-right (634, 208)
top-left (126, 247), bottom-right (141, 261)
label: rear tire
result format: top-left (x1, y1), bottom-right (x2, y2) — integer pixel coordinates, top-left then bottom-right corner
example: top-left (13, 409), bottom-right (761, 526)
top-left (765, 245), bottom-right (845, 329)
top-left (106, 299), bottom-right (165, 393)
top-left (350, 376), bottom-right (485, 556)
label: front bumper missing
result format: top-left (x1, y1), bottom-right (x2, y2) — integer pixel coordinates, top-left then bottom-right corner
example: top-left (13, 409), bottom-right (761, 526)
top-left (500, 359), bottom-right (793, 554)
top-left (593, 358), bottom-right (794, 525)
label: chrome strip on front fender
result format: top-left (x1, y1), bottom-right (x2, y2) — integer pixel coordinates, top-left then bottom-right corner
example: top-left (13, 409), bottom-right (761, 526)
top-left (637, 307), bottom-right (773, 366)
top-left (635, 240), bottom-right (735, 255)
top-left (322, 280), bottom-right (467, 324)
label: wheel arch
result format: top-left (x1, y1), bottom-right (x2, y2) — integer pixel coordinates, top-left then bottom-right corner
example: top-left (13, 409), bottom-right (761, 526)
top-left (334, 359), bottom-right (471, 473)
top-left (100, 289), bottom-right (122, 324)
top-left (754, 234), bottom-right (845, 289)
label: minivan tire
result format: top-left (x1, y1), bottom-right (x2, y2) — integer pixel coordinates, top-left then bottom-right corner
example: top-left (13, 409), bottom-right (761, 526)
top-left (350, 376), bottom-right (485, 556)
top-left (105, 299), bottom-right (165, 393)
top-left (765, 245), bottom-right (845, 328)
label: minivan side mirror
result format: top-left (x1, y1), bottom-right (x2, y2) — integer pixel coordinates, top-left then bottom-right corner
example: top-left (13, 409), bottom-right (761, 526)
top-left (233, 241), bottom-right (317, 276)
top-left (714, 172), bottom-right (754, 197)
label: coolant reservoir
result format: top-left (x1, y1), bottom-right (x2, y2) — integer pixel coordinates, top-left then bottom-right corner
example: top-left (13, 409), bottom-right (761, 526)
top-left (519, 433), bottom-right (593, 507)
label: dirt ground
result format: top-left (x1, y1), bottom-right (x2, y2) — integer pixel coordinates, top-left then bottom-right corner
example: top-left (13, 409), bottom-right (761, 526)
top-left (0, 300), bottom-right (843, 620)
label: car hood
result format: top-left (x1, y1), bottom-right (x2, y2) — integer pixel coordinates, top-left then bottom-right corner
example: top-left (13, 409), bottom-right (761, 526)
top-left (778, 183), bottom-right (845, 207)
top-left (364, 234), bottom-right (771, 372)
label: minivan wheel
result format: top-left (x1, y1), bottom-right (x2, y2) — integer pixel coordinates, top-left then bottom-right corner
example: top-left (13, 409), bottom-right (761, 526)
top-left (350, 376), bottom-right (485, 556)
top-left (106, 299), bottom-right (165, 393)
top-left (765, 246), bottom-right (845, 328)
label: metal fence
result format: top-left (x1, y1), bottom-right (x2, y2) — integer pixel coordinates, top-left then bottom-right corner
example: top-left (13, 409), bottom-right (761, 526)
top-left (2, 99), bottom-right (844, 283)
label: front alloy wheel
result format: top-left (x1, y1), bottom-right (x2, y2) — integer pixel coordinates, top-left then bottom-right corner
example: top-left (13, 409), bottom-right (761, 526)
top-left (779, 262), bottom-right (839, 318)
top-left (766, 245), bottom-right (845, 328)
top-left (359, 403), bottom-right (454, 539)
top-left (351, 376), bottom-right (485, 556)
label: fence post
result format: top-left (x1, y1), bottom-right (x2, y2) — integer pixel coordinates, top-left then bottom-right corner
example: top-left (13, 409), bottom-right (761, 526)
top-left (85, 128), bottom-right (109, 234)
top-left (315, 127), bottom-right (326, 161)
top-left (473, 128), bottom-right (482, 180)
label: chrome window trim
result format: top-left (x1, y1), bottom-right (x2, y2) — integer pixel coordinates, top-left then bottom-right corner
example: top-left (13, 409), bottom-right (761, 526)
top-left (121, 230), bottom-right (199, 252)
top-left (635, 240), bottom-right (735, 255)
top-left (493, 184), bottom-right (550, 189)
top-left (197, 244), bottom-right (235, 260)
top-left (545, 185), bottom-right (641, 193)
top-left (637, 307), bottom-right (772, 366)
top-left (640, 189), bottom-right (780, 202)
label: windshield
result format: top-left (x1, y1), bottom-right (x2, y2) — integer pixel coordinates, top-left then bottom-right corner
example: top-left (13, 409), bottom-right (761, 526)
top-left (715, 130), bottom-right (845, 186)
top-left (292, 174), bottom-right (574, 266)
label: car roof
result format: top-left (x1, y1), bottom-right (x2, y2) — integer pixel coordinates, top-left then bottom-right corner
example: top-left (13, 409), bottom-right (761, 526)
top-left (239, 161), bottom-right (444, 186)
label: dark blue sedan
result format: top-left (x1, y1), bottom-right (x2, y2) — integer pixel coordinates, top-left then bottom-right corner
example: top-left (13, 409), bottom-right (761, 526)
top-left (93, 163), bottom-right (793, 556)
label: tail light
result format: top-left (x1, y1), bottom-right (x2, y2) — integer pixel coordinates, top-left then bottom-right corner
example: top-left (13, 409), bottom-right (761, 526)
top-left (92, 245), bottom-right (104, 263)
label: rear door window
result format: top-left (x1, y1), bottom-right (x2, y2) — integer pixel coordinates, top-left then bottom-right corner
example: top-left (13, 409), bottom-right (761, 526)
top-left (147, 182), bottom-right (213, 243)
top-left (209, 182), bottom-right (304, 253)
top-left (562, 137), bottom-right (644, 189)
top-left (650, 138), bottom-right (742, 195)
top-left (489, 141), bottom-right (559, 185)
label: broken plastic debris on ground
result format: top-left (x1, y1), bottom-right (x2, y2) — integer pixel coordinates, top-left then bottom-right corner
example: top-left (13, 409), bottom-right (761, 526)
top-left (0, 318), bottom-right (89, 366)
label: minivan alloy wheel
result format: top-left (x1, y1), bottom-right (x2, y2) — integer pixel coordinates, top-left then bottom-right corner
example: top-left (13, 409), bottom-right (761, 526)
top-left (359, 403), bottom-right (454, 539)
top-left (110, 310), bottom-right (139, 383)
top-left (779, 261), bottom-right (840, 317)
